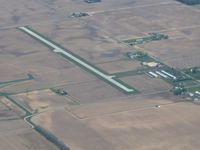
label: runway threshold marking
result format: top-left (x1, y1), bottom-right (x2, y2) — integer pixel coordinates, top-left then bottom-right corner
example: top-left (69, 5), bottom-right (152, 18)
top-left (18, 26), bottom-right (135, 94)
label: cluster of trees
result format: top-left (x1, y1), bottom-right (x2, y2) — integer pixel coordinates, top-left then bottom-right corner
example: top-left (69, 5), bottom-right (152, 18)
top-left (177, 0), bottom-right (200, 5)
top-left (84, 0), bottom-right (101, 3)
top-left (188, 67), bottom-right (199, 74)
top-left (35, 125), bottom-right (70, 150)
top-left (171, 83), bottom-right (186, 96)
top-left (126, 51), bottom-right (147, 59)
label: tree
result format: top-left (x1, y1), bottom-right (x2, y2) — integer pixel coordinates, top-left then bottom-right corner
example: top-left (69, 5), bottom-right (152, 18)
top-left (172, 83), bottom-right (186, 95)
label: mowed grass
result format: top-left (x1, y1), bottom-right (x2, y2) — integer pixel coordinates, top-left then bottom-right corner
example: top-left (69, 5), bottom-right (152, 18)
top-left (184, 69), bottom-right (200, 80)
top-left (186, 86), bottom-right (200, 92)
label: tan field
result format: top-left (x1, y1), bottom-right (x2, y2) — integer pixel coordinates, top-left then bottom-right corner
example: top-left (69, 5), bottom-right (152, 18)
top-left (57, 79), bottom-right (125, 104)
top-left (0, 97), bottom-right (20, 120)
top-left (0, 97), bottom-right (59, 150)
top-left (96, 59), bottom-right (142, 74)
top-left (33, 94), bottom-right (200, 150)
top-left (0, 0), bottom-right (200, 150)
top-left (11, 89), bottom-right (70, 113)
top-left (140, 28), bottom-right (200, 68)
top-left (0, 120), bottom-right (59, 150)
top-left (121, 75), bottom-right (172, 94)
top-left (32, 20), bottom-right (132, 64)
